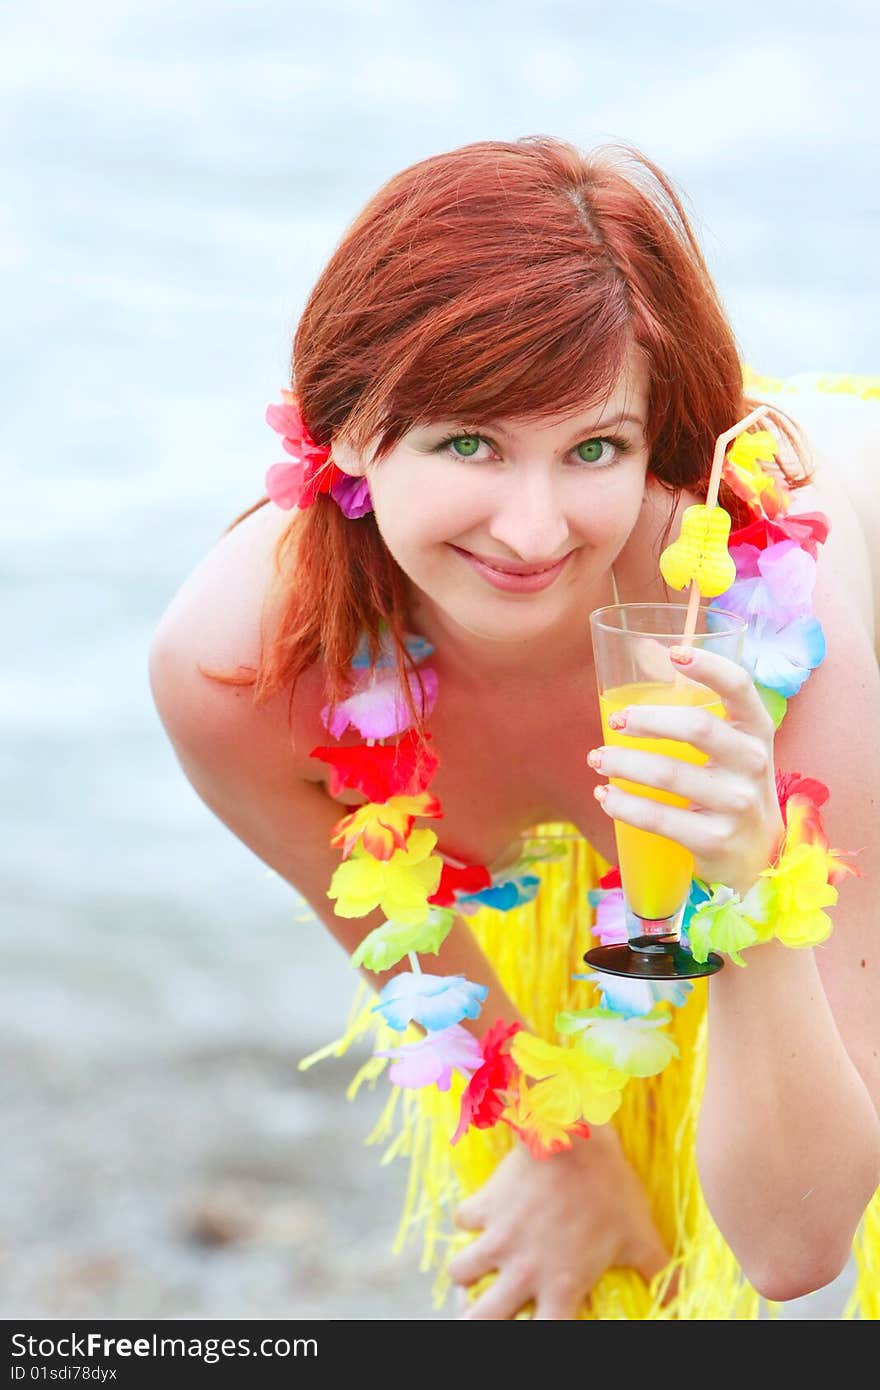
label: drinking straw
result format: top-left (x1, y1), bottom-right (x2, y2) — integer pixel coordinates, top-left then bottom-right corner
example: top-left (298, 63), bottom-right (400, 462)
top-left (678, 404), bottom-right (772, 647)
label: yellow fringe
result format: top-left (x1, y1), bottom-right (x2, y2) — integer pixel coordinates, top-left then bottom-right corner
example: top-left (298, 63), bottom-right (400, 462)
top-left (743, 365), bottom-right (880, 402)
top-left (299, 823), bottom-right (879, 1318)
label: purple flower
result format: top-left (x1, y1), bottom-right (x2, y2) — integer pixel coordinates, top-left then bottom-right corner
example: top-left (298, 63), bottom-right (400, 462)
top-left (374, 1024), bottom-right (483, 1090)
top-left (330, 474), bottom-right (373, 519)
top-left (587, 887), bottom-right (627, 945)
top-left (321, 666), bottom-right (439, 739)
top-left (723, 540), bottom-right (817, 628)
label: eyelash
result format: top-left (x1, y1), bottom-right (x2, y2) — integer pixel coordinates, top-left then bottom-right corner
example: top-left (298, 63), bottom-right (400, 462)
top-left (432, 430), bottom-right (632, 468)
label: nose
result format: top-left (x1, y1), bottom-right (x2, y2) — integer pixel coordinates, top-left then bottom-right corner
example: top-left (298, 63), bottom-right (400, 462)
top-left (486, 470), bottom-right (571, 565)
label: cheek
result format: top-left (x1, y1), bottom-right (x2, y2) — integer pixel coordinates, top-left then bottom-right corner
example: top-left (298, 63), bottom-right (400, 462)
top-left (566, 479), bottom-right (645, 545)
top-left (370, 467), bottom-right (486, 548)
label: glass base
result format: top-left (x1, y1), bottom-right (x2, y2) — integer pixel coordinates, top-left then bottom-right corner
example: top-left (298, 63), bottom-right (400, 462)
top-left (583, 941), bottom-right (724, 980)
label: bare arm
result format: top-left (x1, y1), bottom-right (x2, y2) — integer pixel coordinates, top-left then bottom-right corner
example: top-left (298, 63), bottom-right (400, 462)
top-left (147, 630), bottom-right (529, 1040)
top-left (695, 546), bottom-right (880, 1300)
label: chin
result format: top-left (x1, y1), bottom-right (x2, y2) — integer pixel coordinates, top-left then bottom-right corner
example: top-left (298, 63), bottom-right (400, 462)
top-left (450, 597), bottom-right (571, 644)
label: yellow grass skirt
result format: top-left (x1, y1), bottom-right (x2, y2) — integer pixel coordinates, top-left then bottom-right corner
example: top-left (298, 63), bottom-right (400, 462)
top-left (300, 824), bottom-right (880, 1319)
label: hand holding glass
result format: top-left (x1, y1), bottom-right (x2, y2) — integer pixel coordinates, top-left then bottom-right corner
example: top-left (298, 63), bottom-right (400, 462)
top-left (585, 603), bottom-right (748, 980)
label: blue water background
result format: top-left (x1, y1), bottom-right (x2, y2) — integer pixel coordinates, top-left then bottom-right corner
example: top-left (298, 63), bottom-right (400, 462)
top-left (2, 0), bottom-right (877, 1319)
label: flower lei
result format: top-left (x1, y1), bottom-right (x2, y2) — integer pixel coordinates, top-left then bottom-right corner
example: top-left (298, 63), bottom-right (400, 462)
top-left (267, 396), bottom-right (862, 1160)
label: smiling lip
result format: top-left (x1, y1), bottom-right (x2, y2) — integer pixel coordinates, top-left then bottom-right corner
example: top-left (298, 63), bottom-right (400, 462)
top-left (451, 545), bottom-right (573, 592)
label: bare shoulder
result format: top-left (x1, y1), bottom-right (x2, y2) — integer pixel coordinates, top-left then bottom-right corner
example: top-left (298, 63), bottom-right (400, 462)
top-left (149, 500), bottom-right (327, 776)
top-left (152, 500), bottom-right (291, 669)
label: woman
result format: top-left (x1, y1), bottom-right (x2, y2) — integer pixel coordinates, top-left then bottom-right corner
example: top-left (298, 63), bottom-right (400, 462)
top-left (149, 138), bottom-right (880, 1319)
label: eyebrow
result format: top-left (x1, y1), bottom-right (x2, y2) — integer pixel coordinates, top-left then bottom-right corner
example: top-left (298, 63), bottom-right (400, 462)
top-left (435, 411), bottom-right (646, 434)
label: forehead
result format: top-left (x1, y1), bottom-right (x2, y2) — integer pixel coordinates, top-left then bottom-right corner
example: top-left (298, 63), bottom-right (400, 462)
top-left (440, 346), bottom-right (649, 432)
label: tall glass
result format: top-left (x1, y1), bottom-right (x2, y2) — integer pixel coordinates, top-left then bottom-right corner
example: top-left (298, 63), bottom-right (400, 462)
top-left (585, 603), bottom-right (748, 981)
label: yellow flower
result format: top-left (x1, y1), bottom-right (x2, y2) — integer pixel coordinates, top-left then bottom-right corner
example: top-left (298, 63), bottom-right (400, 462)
top-left (727, 429), bottom-right (778, 470)
top-left (499, 1074), bottom-right (594, 1157)
top-left (509, 1031), bottom-right (627, 1125)
top-left (659, 504), bottom-right (737, 596)
top-left (724, 430), bottom-right (790, 518)
top-left (327, 828), bottom-right (443, 925)
top-left (330, 792), bottom-right (441, 860)
top-left (755, 842), bottom-right (839, 947)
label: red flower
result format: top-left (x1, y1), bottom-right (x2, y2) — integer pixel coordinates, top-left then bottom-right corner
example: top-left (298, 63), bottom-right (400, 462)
top-left (773, 773), bottom-right (863, 886)
top-left (775, 771), bottom-right (830, 817)
top-left (265, 392), bottom-right (344, 510)
top-left (451, 1020), bottom-right (523, 1145)
top-left (429, 861), bottom-right (492, 907)
top-left (310, 730), bottom-right (438, 801)
top-left (729, 511), bottom-right (830, 561)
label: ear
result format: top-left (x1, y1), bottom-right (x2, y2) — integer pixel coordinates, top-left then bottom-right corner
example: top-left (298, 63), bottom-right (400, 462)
top-left (330, 438), bottom-right (368, 479)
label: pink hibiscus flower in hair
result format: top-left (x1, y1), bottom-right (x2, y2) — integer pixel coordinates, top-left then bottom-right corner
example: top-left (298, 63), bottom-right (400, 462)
top-left (264, 390), bottom-right (345, 510)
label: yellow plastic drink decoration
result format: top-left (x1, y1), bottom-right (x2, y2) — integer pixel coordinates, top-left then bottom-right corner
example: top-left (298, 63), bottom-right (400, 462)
top-left (599, 681), bottom-right (727, 920)
top-left (658, 505), bottom-right (736, 597)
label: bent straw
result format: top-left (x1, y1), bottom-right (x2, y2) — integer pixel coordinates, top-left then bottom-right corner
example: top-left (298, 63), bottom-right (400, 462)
top-left (679, 403), bottom-right (772, 647)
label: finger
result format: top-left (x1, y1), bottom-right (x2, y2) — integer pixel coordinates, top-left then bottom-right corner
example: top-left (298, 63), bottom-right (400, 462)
top-left (634, 1241), bottom-right (680, 1308)
top-left (668, 645), bottom-right (775, 738)
top-left (594, 780), bottom-right (730, 857)
top-left (459, 1267), bottom-right (532, 1320)
top-left (452, 1195), bottom-right (486, 1231)
top-left (533, 1277), bottom-right (583, 1320)
top-left (613, 701), bottom-right (770, 777)
top-left (589, 745), bottom-right (748, 813)
top-left (447, 1232), bottom-right (499, 1287)
top-left (533, 1300), bottom-right (577, 1320)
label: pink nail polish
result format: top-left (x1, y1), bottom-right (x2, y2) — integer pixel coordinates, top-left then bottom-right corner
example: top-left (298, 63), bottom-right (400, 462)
top-left (670, 646), bottom-right (694, 664)
top-left (608, 710), bottom-right (628, 730)
top-left (594, 785), bottom-right (608, 804)
top-left (587, 748), bottom-right (603, 770)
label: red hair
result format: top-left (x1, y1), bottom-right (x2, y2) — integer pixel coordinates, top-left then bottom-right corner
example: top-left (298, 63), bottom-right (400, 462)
top-left (201, 136), bottom-right (811, 734)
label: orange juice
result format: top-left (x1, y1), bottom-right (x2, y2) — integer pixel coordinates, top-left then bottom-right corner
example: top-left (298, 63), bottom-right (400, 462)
top-left (599, 680), bottom-right (727, 920)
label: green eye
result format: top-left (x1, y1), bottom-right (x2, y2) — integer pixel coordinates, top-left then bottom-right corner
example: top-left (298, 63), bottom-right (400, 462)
top-left (450, 435), bottom-right (481, 457)
top-left (576, 439), bottom-right (606, 464)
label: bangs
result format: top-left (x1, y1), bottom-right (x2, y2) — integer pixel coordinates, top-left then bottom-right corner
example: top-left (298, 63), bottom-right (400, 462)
top-left (336, 227), bottom-right (635, 460)
top-left (367, 309), bottom-right (632, 459)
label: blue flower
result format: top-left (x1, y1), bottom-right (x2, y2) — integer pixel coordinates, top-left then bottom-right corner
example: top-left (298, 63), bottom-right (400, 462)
top-left (372, 971), bottom-right (487, 1031)
top-left (457, 874), bottom-right (541, 912)
top-left (352, 627), bottom-right (434, 670)
top-left (682, 878), bottom-right (712, 933)
top-left (710, 580), bottom-right (826, 698)
top-left (572, 972), bottom-right (692, 1017)
top-left (744, 615), bottom-right (826, 697)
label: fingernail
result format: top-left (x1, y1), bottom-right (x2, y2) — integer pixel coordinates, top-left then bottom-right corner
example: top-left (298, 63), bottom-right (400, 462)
top-left (670, 646), bottom-right (694, 664)
top-left (586, 748), bottom-right (603, 770)
top-left (594, 785), bottom-right (608, 805)
top-left (608, 710), bottom-right (628, 730)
